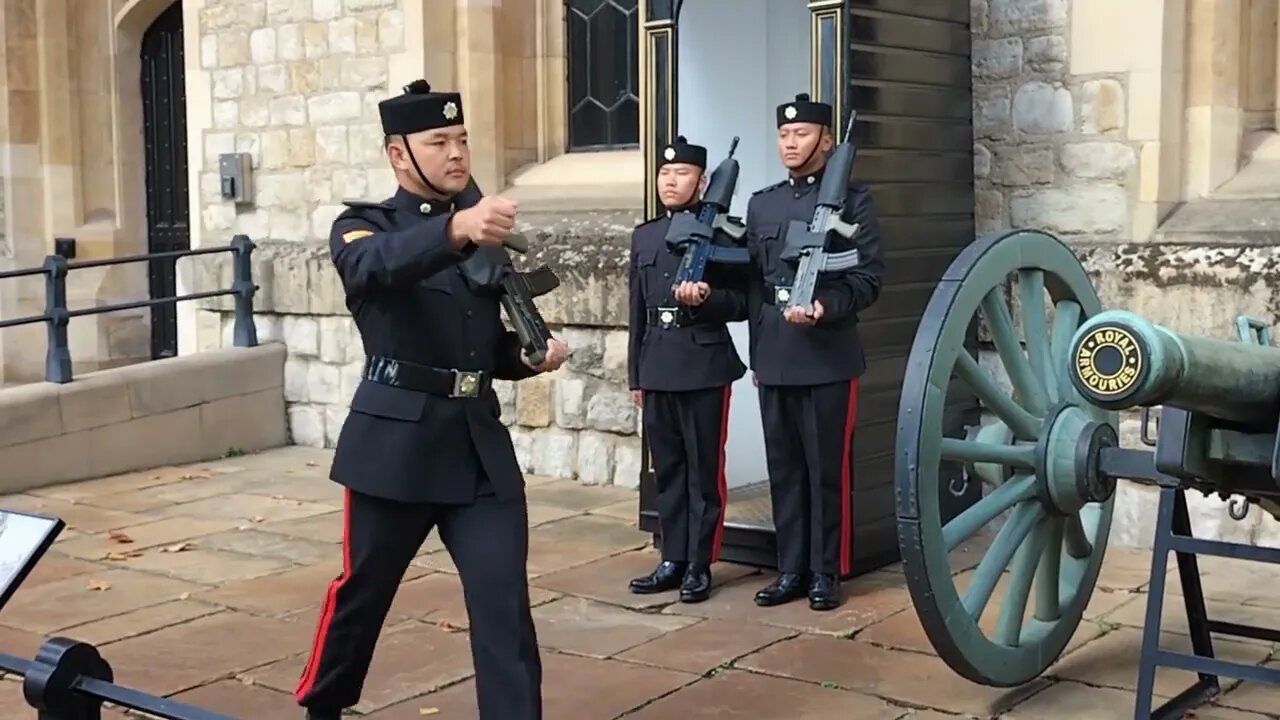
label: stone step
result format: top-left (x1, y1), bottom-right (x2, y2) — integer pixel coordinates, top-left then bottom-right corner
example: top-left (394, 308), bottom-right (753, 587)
top-left (1152, 197), bottom-right (1280, 245)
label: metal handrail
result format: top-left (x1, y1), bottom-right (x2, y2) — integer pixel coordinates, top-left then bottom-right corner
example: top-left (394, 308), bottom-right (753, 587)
top-left (0, 235), bottom-right (259, 382)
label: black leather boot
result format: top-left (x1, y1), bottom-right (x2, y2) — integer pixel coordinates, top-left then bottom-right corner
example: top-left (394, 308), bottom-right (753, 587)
top-left (754, 572), bottom-right (809, 607)
top-left (629, 560), bottom-right (687, 594)
top-left (808, 573), bottom-right (841, 611)
top-left (679, 563), bottom-right (712, 603)
top-left (305, 710), bottom-right (341, 720)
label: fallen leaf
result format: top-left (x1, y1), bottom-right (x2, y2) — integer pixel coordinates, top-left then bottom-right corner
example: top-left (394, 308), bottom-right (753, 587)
top-left (160, 542), bottom-right (193, 553)
top-left (86, 579), bottom-right (111, 591)
top-left (271, 495), bottom-right (285, 500)
top-left (240, 676), bottom-right (256, 686)
top-left (418, 709), bottom-right (440, 716)
top-left (178, 592), bottom-right (191, 600)
top-left (104, 550), bottom-right (143, 561)
top-left (306, 461), bottom-right (318, 467)
top-left (251, 516), bottom-right (265, 523)
top-left (180, 471), bottom-right (212, 480)
top-left (106, 530), bottom-right (134, 544)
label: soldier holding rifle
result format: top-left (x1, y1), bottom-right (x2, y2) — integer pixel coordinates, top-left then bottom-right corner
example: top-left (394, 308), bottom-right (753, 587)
top-left (628, 136), bottom-right (750, 603)
top-left (689, 93), bottom-right (885, 611)
top-left (294, 79), bottom-right (568, 720)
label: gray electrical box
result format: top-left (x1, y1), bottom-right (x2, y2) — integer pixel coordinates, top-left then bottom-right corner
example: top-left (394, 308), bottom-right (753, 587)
top-left (218, 152), bottom-right (253, 204)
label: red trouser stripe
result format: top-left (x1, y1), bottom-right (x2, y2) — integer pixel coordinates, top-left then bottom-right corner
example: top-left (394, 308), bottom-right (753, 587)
top-left (839, 379), bottom-right (860, 576)
top-left (295, 489), bottom-right (353, 703)
top-left (710, 384), bottom-right (732, 563)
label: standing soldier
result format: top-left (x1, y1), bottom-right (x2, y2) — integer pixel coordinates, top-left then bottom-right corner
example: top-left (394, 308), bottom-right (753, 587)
top-left (626, 136), bottom-right (749, 603)
top-left (745, 94), bottom-right (885, 611)
top-left (294, 80), bottom-right (569, 720)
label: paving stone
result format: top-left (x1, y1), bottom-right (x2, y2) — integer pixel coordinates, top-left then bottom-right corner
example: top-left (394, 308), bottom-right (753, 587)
top-left (1101, 594), bottom-right (1280, 647)
top-left (1170, 556), bottom-right (1280, 609)
top-left (412, 549), bottom-right (457, 574)
top-left (526, 501), bottom-right (582, 527)
top-left (0, 568), bottom-right (201, 633)
top-left (60, 600), bottom-right (223, 646)
top-left (616, 618), bottom-right (795, 674)
top-left (10, 552), bottom-right (100, 589)
top-left (196, 528), bottom-right (339, 565)
top-left (666, 572), bottom-right (912, 636)
top-left (1002, 681), bottom-right (1142, 719)
top-left (624, 669), bottom-right (902, 719)
top-left (531, 596), bottom-right (699, 657)
top-left (27, 466), bottom-right (199, 502)
top-left (588, 498), bottom-right (640, 522)
top-left (388, 572), bottom-right (559, 629)
top-left (214, 471), bottom-right (345, 505)
top-left (150, 494), bottom-right (334, 524)
top-left (1213, 661), bottom-right (1280, 715)
top-left (0, 677), bottom-right (132, 719)
top-left (1050, 628), bottom-right (1272, 698)
top-left (199, 445), bottom-right (332, 473)
top-left (169, 679), bottom-right (300, 718)
top-left (0, 495), bottom-right (149, 533)
top-left (105, 612), bottom-right (313, 696)
top-left (250, 622), bottom-right (475, 713)
top-left (1197, 707), bottom-right (1279, 720)
top-left (362, 679), bottom-right (478, 718)
top-left (882, 532), bottom-right (994, 576)
top-left (79, 476), bottom-right (242, 512)
top-left (531, 549), bottom-right (759, 610)
top-left (857, 605), bottom-right (1106, 659)
top-left (0, 624), bottom-right (46, 659)
top-left (198, 562), bottom-right (362, 616)
top-left (525, 515), bottom-right (649, 577)
top-left (737, 634), bottom-right (1047, 716)
top-left (109, 546), bottom-right (294, 585)
top-left (53, 516), bottom-right (241, 560)
top-left (255, 510), bottom-right (343, 543)
top-left (1097, 546), bottom-right (1165, 592)
top-left (525, 481), bottom-right (639, 511)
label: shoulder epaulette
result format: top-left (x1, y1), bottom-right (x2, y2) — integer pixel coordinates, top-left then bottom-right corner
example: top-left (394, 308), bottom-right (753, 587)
top-left (635, 215), bottom-right (664, 229)
top-left (341, 198), bottom-right (394, 211)
top-left (751, 180), bottom-right (788, 196)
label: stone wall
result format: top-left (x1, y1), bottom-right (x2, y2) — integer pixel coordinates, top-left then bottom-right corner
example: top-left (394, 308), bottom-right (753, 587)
top-left (184, 209), bottom-right (647, 488)
top-left (971, 0), bottom-right (1135, 238)
top-left (195, 0), bottom-right (406, 246)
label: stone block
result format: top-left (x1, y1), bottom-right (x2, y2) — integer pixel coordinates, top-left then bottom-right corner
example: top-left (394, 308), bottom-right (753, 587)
top-left (1025, 34), bottom-right (1066, 73)
top-left (600, 330), bottom-right (629, 383)
top-left (995, 144), bottom-right (1054, 186)
top-left (324, 404), bottom-right (348, 447)
top-left (510, 427), bottom-right (534, 472)
top-left (58, 373), bottom-right (132, 433)
top-left (531, 428), bottom-right (576, 478)
top-left (315, 126), bottom-right (349, 164)
top-left (288, 403), bottom-right (327, 447)
top-left (576, 431), bottom-right (616, 486)
top-left (0, 381), bottom-right (63, 447)
top-left (88, 406), bottom-right (206, 480)
top-left (212, 69), bottom-right (245, 100)
top-left (281, 314), bottom-right (320, 356)
top-left (1009, 186), bottom-right (1128, 236)
top-left (559, 326), bottom-right (605, 376)
top-left (378, 10), bottom-right (405, 49)
top-left (1061, 142), bottom-right (1136, 180)
top-left (1013, 81), bottom-right (1073, 135)
top-left (217, 31), bottom-right (251, 67)
top-left (269, 95), bottom-right (308, 127)
top-left (494, 379), bottom-right (516, 425)
top-left (1080, 79), bottom-right (1125, 135)
top-left (317, 315), bottom-right (354, 364)
top-left (587, 389), bottom-right (636, 434)
top-left (973, 143), bottom-right (992, 179)
top-left (312, 0), bottom-right (341, 21)
top-left (259, 64), bottom-right (289, 94)
top-left (0, 430), bottom-right (95, 493)
top-left (307, 92), bottom-right (363, 124)
top-left (555, 376), bottom-right (587, 429)
top-left (990, 0), bottom-right (1068, 34)
top-left (517, 374), bottom-right (553, 427)
top-left (974, 87), bottom-right (1012, 141)
top-left (306, 360), bottom-right (343, 405)
top-left (612, 436), bottom-right (644, 489)
top-left (200, 387), bottom-right (289, 457)
top-left (972, 38), bottom-right (1022, 79)
top-left (250, 28), bottom-right (277, 63)
top-left (284, 356), bottom-right (309, 402)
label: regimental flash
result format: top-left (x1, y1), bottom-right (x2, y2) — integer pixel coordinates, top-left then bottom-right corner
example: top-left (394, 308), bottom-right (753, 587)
top-left (1074, 325), bottom-right (1143, 397)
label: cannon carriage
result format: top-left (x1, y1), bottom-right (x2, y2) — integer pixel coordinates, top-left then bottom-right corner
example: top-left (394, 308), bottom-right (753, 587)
top-left (894, 228), bottom-right (1280, 719)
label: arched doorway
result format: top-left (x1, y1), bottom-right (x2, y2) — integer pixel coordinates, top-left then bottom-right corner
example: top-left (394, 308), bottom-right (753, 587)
top-left (140, 1), bottom-right (189, 359)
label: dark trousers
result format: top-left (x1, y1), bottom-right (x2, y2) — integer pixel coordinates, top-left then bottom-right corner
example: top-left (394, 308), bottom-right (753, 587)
top-left (758, 379), bottom-right (859, 576)
top-left (295, 488), bottom-right (541, 719)
top-left (642, 385), bottom-right (732, 564)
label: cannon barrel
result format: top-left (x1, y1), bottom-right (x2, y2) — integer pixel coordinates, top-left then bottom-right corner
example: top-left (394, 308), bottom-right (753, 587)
top-left (1068, 310), bottom-right (1280, 427)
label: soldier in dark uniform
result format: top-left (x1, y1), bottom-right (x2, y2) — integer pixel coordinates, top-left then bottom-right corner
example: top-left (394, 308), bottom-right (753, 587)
top-left (294, 80), bottom-right (569, 720)
top-left (626, 136), bottom-right (748, 603)
top-left (745, 94), bottom-right (885, 611)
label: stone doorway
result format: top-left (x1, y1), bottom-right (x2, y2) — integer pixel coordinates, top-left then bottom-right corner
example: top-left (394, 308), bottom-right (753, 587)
top-left (140, 1), bottom-right (190, 360)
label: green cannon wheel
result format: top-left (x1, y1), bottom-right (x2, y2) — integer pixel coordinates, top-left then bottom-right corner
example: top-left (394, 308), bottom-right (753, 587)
top-left (895, 229), bottom-right (1117, 687)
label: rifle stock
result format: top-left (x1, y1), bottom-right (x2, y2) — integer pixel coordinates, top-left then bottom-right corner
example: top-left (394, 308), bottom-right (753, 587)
top-left (779, 112), bottom-right (864, 314)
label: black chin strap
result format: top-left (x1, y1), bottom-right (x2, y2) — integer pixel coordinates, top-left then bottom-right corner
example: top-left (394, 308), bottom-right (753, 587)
top-left (401, 134), bottom-right (451, 199)
top-left (792, 136), bottom-right (824, 179)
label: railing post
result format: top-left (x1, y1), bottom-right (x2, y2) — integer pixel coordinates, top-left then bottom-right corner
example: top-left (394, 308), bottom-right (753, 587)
top-left (22, 637), bottom-right (112, 720)
top-left (229, 234), bottom-right (258, 348)
top-left (42, 254), bottom-right (73, 383)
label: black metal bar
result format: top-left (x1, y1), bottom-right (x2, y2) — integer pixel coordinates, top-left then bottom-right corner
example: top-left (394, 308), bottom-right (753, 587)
top-left (1097, 447), bottom-right (1175, 485)
top-left (74, 676), bottom-right (238, 720)
top-left (1154, 650), bottom-right (1280, 685)
top-left (65, 289), bottom-right (236, 319)
top-left (229, 235), bottom-right (258, 348)
top-left (65, 244), bottom-right (232, 271)
top-left (0, 312), bottom-right (52, 329)
top-left (1207, 619), bottom-right (1280, 644)
top-left (0, 266), bottom-right (48, 280)
top-left (1165, 533), bottom-right (1280, 562)
top-left (44, 255), bottom-right (73, 383)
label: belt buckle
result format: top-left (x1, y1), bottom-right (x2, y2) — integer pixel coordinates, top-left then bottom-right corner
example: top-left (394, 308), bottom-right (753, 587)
top-left (452, 370), bottom-right (482, 398)
top-left (657, 306), bottom-right (678, 329)
top-left (773, 286), bottom-right (792, 305)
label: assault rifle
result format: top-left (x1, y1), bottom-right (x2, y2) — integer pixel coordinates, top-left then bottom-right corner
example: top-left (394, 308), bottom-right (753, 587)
top-left (778, 112), bottom-right (864, 315)
top-left (665, 136), bottom-right (750, 293)
top-left (455, 179), bottom-right (560, 366)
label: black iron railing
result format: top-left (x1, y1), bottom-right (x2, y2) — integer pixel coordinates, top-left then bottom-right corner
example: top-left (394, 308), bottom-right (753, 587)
top-left (0, 638), bottom-right (237, 719)
top-left (0, 236), bottom-right (258, 383)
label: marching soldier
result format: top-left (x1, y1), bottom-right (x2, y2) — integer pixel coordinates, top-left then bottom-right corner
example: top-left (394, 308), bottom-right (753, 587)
top-left (627, 136), bottom-right (749, 603)
top-left (294, 80), bottom-right (568, 720)
top-left (744, 94), bottom-right (885, 611)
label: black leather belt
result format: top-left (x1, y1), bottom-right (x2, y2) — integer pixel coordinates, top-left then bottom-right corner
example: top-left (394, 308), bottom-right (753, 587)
top-left (363, 356), bottom-right (491, 398)
top-left (645, 306), bottom-right (699, 329)
top-left (763, 284), bottom-right (794, 305)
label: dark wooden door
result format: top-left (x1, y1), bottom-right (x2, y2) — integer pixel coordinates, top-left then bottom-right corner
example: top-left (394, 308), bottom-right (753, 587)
top-left (141, 2), bottom-right (189, 359)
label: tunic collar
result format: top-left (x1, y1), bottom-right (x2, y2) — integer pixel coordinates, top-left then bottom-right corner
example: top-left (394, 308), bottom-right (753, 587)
top-left (393, 186), bottom-right (454, 217)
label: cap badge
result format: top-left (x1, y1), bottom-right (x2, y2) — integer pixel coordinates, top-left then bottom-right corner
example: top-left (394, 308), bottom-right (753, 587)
top-left (442, 101), bottom-right (458, 120)
top-left (663, 146), bottom-right (676, 161)
top-left (784, 105), bottom-right (798, 120)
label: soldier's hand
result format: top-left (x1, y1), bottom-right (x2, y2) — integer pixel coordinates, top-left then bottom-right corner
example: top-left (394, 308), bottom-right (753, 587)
top-left (524, 338), bottom-right (569, 372)
top-left (455, 196), bottom-right (518, 246)
top-left (674, 281), bottom-right (710, 306)
top-left (631, 390), bottom-right (643, 407)
top-left (783, 300), bottom-right (824, 326)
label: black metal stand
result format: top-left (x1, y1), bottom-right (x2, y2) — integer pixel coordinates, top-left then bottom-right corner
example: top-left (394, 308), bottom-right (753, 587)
top-left (1132, 486), bottom-right (1280, 720)
top-left (0, 637), bottom-right (236, 720)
